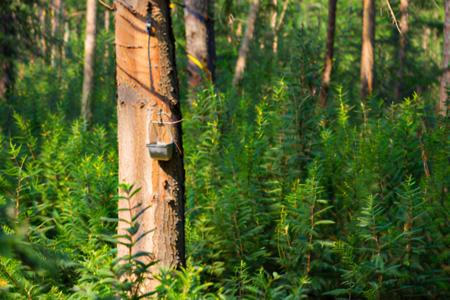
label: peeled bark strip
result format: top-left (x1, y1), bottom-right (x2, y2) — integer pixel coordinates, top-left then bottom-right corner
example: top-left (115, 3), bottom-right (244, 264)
top-left (360, 0), bottom-right (375, 99)
top-left (439, 0), bottom-right (450, 116)
top-left (395, 0), bottom-right (408, 100)
top-left (81, 0), bottom-right (97, 124)
top-left (184, 0), bottom-right (216, 88)
top-left (319, 0), bottom-right (337, 108)
top-left (232, 0), bottom-right (260, 87)
top-left (115, 0), bottom-right (186, 291)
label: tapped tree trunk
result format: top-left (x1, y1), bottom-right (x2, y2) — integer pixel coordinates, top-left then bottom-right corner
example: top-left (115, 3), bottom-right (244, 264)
top-left (360, 0), bottom-right (375, 99)
top-left (319, 0), bottom-right (337, 108)
top-left (439, 0), bottom-right (450, 116)
top-left (232, 0), bottom-right (260, 87)
top-left (81, 0), bottom-right (97, 125)
top-left (115, 0), bottom-right (186, 292)
top-left (184, 0), bottom-right (216, 89)
top-left (395, 0), bottom-right (409, 100)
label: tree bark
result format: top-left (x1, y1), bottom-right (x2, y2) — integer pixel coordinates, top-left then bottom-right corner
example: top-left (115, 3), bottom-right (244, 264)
top-left (184, 0), bottom-right (216, 88)
top-left (232, 0), bottom-right (260, 87)
top-left (115, 0), bottom-right (186, 291)
top-left (81, 0), bottom-right (97, 125)
top-left (51, 0), bottom-right (63, 67)
top-left (319, 0), bottom-right (337, 108)
top-left (395, 0), bottom-right (408, 100)
top-left (439, 0), bottom-right (450, 116)
top-left (360, 0), bottom-right (375, 99)
top-left (0, 3), bottom-right (16, 100)
top-left (271, 0), bottom-right (278, 54)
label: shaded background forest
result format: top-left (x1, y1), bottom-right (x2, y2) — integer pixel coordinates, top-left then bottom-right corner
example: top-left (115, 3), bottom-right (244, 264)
top-left (0, 0), bottom-right (449, 299)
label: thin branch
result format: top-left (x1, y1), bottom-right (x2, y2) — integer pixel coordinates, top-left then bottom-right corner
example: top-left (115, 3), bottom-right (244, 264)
top-left (276, 0), bottom-right (290, 31)
top-left (98, 0), bottom-right (115, 11)
top-left (385, 0), bottom-right (401, 34)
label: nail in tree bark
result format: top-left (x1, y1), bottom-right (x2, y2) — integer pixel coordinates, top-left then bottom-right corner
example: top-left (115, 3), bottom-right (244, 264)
top-left (81, 0), bottom-right (97, 125)
top-left (319, 0), bottom-right (337, 108)
top-left (184, 0), bottom-right (216, 88)
top-left (439, 0), bottom-right (450, 116)
top-left (395, 0), bottom-right (408, 100)
top-left (115, 0), bottom-right (186, 291)
top-left (232, 0), bottom-right (260, 87)
top-left (360, 0), bottom-right (375, 99)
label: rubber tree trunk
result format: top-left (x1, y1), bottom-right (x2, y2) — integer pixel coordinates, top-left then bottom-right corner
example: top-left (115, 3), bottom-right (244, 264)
top-left (115, 0), bottom-right (185, 291)
top-left (81, 0), bottom-right (97, 125)
top-left (395, 0), bottom-right (409, 100)
top-left (439, 0), bottom-right (450, 116)
top-left (360, 0), bottom-right (375, 99)
top-left (319, 0), bottom-right (337, 108)
top-left (184, 0), bottom-right (216, 88)
top-left (232, 0), bottom-right (260, 87)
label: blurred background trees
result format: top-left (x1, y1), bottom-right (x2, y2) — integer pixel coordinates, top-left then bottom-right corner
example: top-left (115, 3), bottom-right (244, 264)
top-left (0, 0), bottom-right (448, 298)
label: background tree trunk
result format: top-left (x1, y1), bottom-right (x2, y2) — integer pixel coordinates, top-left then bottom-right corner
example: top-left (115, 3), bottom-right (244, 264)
top-left (360, 0), bottom-right (375, 99)
top-left (51, 0), bottom-right (63, 67)
top-left (439, 0), bottom-right (450, 116)
top-left (319, 0), bottom-right (337, 108)
top-left (0, 3), bottom-right (16, 100)
top-left (184, 0), bottom-right (216, 89)
top-left (395, 0), bottom-right (408, 100)
top-left (232, 0), bottom-right (260, 87)
top-left (104, 8), bottom-right (110, 60)
top-left (270, 0), bottom-right (278, 54)
top-left (115, 0), bottom-right (186, 291)
top-left (80, 0), bottom-right (97, 125)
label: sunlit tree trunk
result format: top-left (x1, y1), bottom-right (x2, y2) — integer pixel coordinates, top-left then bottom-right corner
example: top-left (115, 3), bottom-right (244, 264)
top-left (395, 0), bottom-right (408, 100)
top-left (360, 0), bottom-right (375, 99)
top-left (184, 0), bottom-right (216, 89)
top-left (115, 0), bottom-right (186, 291)
top-left (439, 0), bottom-right (450, 116)
top-left (104, 8), bottom-right (111, 60)
top-left (319, 0), bottom-right (337, 108)
top-left (81, 0), bottom-right (97, 124)
top-left (51, 0), bottom-right (63, 67)
top-left (232, 0), bottom-right (260, 87)
top-left (270, 0), bottom-right (278, 53)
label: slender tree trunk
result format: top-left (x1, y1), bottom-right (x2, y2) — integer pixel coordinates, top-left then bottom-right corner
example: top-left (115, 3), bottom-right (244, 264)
top-left (232, 0), bottom-right (260, 87)
top-left (63, 21), bottom-right (70, 60)
top-left (360, 0), bottom-right (375, 99)
top-left (319, 0), bottom-right (337, 108)
top-left (271, 0), bottom-right (278, 53)
top-left (184, 0), bottom-right (216, 89)
top-left (104, 9), bottom-right (110, 60)
top-left (0, 4), bottom-right (16, 100)
top-left (115, 0), bottom-right (185, 292)
top-left (81, 0), bottom-right (97, 125)
top-left (395, 0), bottom-right (408, 100)
top-left (51, 0), bottom-right (63, 67)
top-left (439, 0), bottom-right (450, 116)
top-left (105, 10), bottom-right (110, 32)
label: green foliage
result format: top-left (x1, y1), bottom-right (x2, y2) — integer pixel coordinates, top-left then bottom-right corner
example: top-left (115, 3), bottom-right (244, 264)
top-left (0, 0), bottom-right (448, 298)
